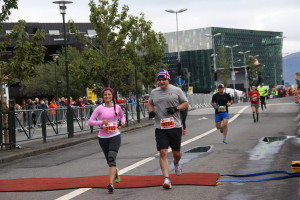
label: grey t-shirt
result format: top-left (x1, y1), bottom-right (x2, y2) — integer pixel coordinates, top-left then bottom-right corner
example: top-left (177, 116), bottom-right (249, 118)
top-left (149, 85), bottom-right (188, 129)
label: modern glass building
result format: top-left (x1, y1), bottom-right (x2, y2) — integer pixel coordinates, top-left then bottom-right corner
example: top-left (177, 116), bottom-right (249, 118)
top-left (163, 27), bottom-right (283, 92)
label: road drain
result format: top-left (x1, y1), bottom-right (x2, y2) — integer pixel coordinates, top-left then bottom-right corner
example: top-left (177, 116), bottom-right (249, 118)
top-left (184, 145), bottom-right (212, 153)
top-left (263, 136), bottom-right (287, 143)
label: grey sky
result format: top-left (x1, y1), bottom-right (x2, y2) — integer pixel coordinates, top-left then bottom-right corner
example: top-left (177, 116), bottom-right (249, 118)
top-left (6, 0), bottom-right (300, 54)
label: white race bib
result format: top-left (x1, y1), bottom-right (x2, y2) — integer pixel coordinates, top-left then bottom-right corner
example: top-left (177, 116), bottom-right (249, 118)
top-left (218, 106), bottom-right (226, 112)
top-left (103, 122), bottom-right (117, 133)
top-left (160, 117), bottom-right (175, 129)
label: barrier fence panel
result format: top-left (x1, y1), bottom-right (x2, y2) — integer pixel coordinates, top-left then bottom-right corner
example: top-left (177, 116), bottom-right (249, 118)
top-left (0, 93), bottom-right (213, 147)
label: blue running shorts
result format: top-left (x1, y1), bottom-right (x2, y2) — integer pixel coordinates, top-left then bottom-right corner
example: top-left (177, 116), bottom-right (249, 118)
top-left (215, 112), bottom-right (230, 122)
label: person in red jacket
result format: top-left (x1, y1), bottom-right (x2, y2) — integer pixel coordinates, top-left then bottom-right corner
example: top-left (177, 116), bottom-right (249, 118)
top-left (248, 86), bottom-right (260, 123)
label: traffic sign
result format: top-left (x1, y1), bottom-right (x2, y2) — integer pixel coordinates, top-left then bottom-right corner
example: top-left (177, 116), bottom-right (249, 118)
top-left (231, 71), bottom-right (236, 80)
top-left (176, 77), bottom-right (185, 86)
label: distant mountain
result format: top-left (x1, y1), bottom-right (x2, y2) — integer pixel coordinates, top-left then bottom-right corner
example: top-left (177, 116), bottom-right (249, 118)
top-left (283, 52), bottom-right (300, 86)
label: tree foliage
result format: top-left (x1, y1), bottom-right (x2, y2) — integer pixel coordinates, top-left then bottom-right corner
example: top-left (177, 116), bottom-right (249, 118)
top-left (247, 57), bottom-right (264, 87)
top-left (0, 20), bottom-right (46, 84)
top-left (0, 0), bottom-right (18, 30)
top-left (21, 46), bottom-right (88, 99)
top-left (69, 0), bottom-right (166, 95)
top-left (217, 47), bottom-right (231, 87)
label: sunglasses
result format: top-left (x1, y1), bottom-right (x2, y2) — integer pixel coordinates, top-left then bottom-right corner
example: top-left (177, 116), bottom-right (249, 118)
top-left (157, 78), bottom-right (167, 81)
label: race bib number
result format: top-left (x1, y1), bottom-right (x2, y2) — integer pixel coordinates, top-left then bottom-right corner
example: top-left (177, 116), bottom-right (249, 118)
top-left (252, 94), bottom-right (258, 101)
top-left (218, 106), bottom-right (226, 112)
top-left (160, 117), bottom-right (175, 129)
top-left (103, 122), bottom-right (117, 133)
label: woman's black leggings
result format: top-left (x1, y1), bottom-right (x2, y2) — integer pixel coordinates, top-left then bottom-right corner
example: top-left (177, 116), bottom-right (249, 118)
top-left (98, 134), bottom-right (121, 167)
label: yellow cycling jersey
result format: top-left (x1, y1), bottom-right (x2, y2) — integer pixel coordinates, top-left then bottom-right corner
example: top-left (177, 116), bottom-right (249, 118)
top-left (257, 86), bottom-right (268, 96)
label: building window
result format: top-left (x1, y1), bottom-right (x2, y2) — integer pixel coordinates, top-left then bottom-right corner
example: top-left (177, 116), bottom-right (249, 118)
top-left (87, 29), bottom-right (96, 37)
top-left (49, 30), bottom-right (60, 36)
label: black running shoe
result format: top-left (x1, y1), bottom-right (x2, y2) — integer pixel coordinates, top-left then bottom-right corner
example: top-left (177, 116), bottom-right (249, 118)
top-left (106, 184), bottom-right (114, 193)
top-left (254, 119), bottom-right (256, 123)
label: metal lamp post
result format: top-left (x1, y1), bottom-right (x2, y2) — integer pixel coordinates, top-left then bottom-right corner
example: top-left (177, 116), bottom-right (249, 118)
top-left (225, 45), bottom-right (239, 102)
top-left (53, 0), bottom-right (74, 137)
top-left (274, 36), bottom-right (286, 86)
top-left (249, 55), bottom-right (260, 83)
top-left (238, 50), bottom-right (250, 99)
top-left (50, 54), bottom-right (60, 99)
top-left (165, 8), bottom-right (187, 62)
top-left (205, 33), bottom-right (221, 89)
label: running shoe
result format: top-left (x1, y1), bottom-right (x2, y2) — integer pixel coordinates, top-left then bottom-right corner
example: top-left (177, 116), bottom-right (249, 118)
top-left (254, 118), bottom-right (256, 123)
top-left (174, 163), bottom-right (182, 176)
top-left (114, 168), bottom-right (120, 183)
top-left (106, 184), bottom-right (114, 193)
top-left (220, 128), bottom-right (224, 133)
top-left (162, 178), bottom-right (172, 189)
top-left (223, 139), bottom-right (228, 144)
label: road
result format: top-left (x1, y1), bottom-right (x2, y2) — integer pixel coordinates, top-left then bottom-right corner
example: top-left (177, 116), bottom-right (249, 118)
top-left (0, 97), bottom-right (299, 200)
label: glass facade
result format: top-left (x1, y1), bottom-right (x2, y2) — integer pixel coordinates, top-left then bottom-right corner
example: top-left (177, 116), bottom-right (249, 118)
top-left (163, 49), bottom-right (213, 93)
top-left (163, 27), bottom-right (283, 92)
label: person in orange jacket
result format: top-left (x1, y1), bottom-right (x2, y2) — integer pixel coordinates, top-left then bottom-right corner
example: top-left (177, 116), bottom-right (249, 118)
top-left (49, 98), bottom-right (59, 114)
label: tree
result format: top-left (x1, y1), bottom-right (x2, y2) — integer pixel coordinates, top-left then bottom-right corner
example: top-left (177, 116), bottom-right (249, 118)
top-left (1, 20), bottom-right (46, 84)
top-left (128, 13), bottom-right (166, 93)
top-left (0, 0), bottom-right (18, 31)
top-left (69, 0), bottom-right (166, 95)
top-left (247, 57), bottom-right (264, 86)
top-left (21, 46), bottom-right (88, 99)
top-left (0, 20), bottom-right (45, 147)
top-left (0, 0), bottom-right (19, 104)
top-left (217, 47), bottom-right (231, 87)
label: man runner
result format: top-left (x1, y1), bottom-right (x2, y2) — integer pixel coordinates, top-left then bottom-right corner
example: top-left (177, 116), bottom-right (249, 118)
top-left (211, 83), bottom-right (232, 144)
top-left (148, 69), bottom-right (189, 189)
top-left (257, 82), bottom-right (268, 111)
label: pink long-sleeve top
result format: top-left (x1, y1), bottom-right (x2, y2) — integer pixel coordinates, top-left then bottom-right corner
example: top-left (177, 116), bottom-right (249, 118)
top-left (88, 104), bottom-right (126, 138)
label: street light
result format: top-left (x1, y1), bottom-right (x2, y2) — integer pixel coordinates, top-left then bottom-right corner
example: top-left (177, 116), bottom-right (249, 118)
top-left (249, 55), bottom-right (260, 85)
top-left (53, 0), bottom-right (74, 137)
top-left (50, 54), bottom-right (60, 99)
top-left (165, 8), bottom-right (188, 62)
top-left (238, 50), bottom-right (250, 99)
top-left (274, 36), bottom-right (286, 85)
top-left (205, 33), bottom-right (221, 89)
top-left (225, 45), bottom-right (239, 101)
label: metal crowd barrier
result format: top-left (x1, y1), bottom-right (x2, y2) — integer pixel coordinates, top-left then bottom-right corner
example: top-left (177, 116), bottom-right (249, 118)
top-left (187, 93), bottom-right (213, 109)
top-left (1, 94), bottom-right (213, 148)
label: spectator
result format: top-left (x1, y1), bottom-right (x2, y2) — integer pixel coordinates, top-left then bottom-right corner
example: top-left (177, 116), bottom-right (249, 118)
top-left (96, 97), bottom-right (103, 105)
top-left (60, 97), bottom-right (66, 107)
top-left (56, 98), bottom-right (62, 106)
top-left (49, 98), bottom-right (59, 123)
top-left (38, 100), bottom-right (48, 109)
top-left (44, 100), bottom-right (49, 108)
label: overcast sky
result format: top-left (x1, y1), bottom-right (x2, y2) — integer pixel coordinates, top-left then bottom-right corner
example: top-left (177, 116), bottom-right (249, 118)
top-left (6, 0), bottom-right (300, 54)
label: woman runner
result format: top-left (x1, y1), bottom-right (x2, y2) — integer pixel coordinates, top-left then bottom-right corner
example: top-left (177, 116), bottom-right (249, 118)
top-left (88, 87), bottom-right (126, 193)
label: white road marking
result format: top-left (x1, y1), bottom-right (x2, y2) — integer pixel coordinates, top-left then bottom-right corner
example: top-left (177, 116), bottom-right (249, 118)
top-left (55, 188), bottom-right (92, 200)
top-left (119, 157), bottom-right (156, 174)
top-left (55, 106), bottom-right (248, 200)
top-left (197, 117), bottom-right (208, 120)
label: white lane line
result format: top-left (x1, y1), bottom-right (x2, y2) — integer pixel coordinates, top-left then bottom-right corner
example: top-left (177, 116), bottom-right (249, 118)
top-left (119, 157), bottom-right (156, 174)
top-left (56, 106), bottom-right (248, 200)
top-left (55, 188), bottom-right (91, 200)
top-left (182, 106), bottom-right (248, 146)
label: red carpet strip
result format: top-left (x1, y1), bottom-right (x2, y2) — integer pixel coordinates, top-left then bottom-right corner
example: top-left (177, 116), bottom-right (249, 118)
top-left (0, 173), bottom-right (220, 192)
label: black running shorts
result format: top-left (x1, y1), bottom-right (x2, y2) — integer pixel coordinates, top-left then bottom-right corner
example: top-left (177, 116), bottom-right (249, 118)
top-left (155, 128), bottom-right (182, 151)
